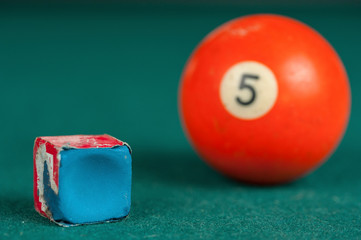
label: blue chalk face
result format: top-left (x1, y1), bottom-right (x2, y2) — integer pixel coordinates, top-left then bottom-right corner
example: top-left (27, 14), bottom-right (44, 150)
top-left (45, 146), bottom-right (132, 225)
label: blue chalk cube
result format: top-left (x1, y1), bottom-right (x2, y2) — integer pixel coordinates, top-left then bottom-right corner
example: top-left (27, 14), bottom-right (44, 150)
top-left (34, 135), bottom-right (132, 226)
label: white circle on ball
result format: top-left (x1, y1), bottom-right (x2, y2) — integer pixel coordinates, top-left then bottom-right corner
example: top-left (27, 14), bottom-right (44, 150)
top-left (220, 61), bottom-right (278, 120)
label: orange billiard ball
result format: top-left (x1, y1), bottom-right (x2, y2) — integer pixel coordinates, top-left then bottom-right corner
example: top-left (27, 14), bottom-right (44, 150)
top-left (178, 14), bottom-right (351, 185)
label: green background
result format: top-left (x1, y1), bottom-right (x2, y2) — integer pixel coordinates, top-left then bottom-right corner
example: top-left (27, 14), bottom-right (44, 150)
top-left (1, 1), bottom-right (361, 239)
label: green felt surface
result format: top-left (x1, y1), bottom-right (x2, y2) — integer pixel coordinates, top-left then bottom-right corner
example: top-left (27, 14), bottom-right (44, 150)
top-left (1, 2), bottom-right (361, 239)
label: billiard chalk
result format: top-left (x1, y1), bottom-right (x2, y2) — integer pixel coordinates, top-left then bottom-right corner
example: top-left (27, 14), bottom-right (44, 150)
top-left (33, 134), bottom-right (132, 226)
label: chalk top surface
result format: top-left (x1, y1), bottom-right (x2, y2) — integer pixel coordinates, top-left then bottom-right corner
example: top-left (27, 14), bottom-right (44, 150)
top-left (37, 134), bottom-right (127, 149)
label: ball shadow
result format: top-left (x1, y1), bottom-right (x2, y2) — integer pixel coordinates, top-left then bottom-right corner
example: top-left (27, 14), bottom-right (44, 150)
top-left (132, 148), bottom-right (308, 190)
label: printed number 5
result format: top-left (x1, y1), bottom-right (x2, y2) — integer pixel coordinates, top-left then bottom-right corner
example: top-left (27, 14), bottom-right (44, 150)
top-left (236, 74), bottom-right (259, 106)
